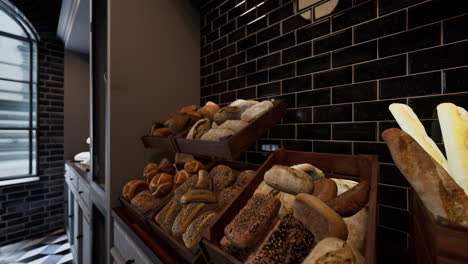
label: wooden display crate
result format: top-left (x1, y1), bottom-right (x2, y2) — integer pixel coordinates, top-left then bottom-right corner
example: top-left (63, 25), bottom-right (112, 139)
top-left (141, 134), bottom-right (178, 152)
top-left (174, 100), bottom-right (287, 160)
top-left (200, 148), bottom-right (378, 264)
top-left (410, 190), bottom-right (468, 264)
top-left (119, 196), bottom-right (170, 225)
top-left (146, 160), bottom-right (260, 264)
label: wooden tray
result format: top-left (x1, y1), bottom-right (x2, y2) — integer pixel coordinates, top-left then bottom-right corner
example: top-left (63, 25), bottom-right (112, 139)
top-left (146, 160), bottom-right (260, 264)
top-left (200, 148), bottom-right (378, 264)
top-left (174, 100), bottom-right (287, 160)
top-left (410, 190), bottom-right (468, 264)
top-left (141, 134), bottom-right (178, 152)
top-left (119, 196), bottom-right (171, 226)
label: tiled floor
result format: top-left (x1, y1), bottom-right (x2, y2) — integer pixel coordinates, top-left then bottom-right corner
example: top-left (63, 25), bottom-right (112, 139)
top-left (0, 229), bottom-right (73, 264)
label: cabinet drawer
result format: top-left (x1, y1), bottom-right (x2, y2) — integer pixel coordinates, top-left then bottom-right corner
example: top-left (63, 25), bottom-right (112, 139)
top-left (78, 177), bottom-right (90, 207)
top-left (113, 222), bottom-right (153, 264)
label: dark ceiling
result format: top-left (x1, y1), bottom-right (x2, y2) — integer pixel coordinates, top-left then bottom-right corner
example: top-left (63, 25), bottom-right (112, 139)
top-left (9, 0), bottom-right (63, 35)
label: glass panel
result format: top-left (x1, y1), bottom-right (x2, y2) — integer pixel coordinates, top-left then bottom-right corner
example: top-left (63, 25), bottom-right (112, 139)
top-left (32, 129), bottom-right (36, 175)
top-left (0, 9), bottom-right (26, 37)
top-left (0, 80), bottom-right (30, 128)
top-left (0, 35), bottom-right (30, 81)
top-left (32, 43), bottom-right (37, 83)
top-left (0, 129), bottom-right (29, 178)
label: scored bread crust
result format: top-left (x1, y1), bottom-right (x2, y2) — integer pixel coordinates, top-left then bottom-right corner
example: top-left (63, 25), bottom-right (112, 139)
top-left (383, 128), bottom-right (468, 227)
top-left (264, 165), bottom-right (314, 195)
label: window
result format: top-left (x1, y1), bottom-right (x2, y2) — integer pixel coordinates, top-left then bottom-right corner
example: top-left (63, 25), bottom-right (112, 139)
top-left (0, 0), bottom-right (39, 180)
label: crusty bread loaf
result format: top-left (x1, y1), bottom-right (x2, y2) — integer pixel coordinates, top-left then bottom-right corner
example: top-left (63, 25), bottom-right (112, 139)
top-left (180, 189), bottom-right (217, 204)
top-left (383, 128), bottom-right (468, 227)
top-left (210, 165), bottom-right (236, 192)
top-left (218, 120), bottom-right (249, 133)
top-left (325, 181), bottom-right (370, 217)
top-left (122, 180), bottom-right (149, 201)
top-left (149, 173), bottom-right (173, 198)
top-left (186, 118), bottom-right (211, 140)
top-left (224, 194), bottom-right (280, 249)
top-left (254, 181), bottom-right (280, 197)
top-left (214, 106), bottom-right (241, 125)
top-left (294, 193), bottom-right (348, 241)
top-left (264, 165), bottom-right (314, 194)
top-left (241, 100), bottom-right (273, 122)
top-left (437, 103), bottom-right (468, 194)
top-left (235, 100), bottom-right (258, 114)
top-left (291, 163), bottom-right (325, 181)
top-left (343, 208), bottom-right (368, 251)
top-left (233, 170), bottom-right (256, 188)
top-left (174, 174), bottom-right (198, 195)
top-left (200, 128), bottom-right (235, 141)
top-left (278, 192), bottom-right (295, 216)
top-left (194, 170), bottom-right (212, 190)
top-left (217, 186), bottom-right (242, 210)
top-left (220, 236), bottom-right (249, 261)
top-left (182, 211), bottom-right (215, 248)
top-left (198, 101), bottom-right (220, 120)
top-left (302, 237), bottom-right (364, 264)
top-left (130, 190), bottom-right (160, 214)
top-left (244, 214), bottom-right (315, 264)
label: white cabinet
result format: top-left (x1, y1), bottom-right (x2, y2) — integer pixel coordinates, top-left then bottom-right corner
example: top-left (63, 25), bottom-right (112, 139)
top-left (113, 221), bottom-right (153, 264)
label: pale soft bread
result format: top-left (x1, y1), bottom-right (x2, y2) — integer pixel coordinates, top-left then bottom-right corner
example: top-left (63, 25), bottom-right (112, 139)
top-left (331, 178), bottom-right (358, 195)
top-left (278, 192), bottom-right (295, 216)
top-left (291, 163), bottom-right (325, 181)
top-left (241, 101), bottom-right (273, 122)
top-left (294, 193), bottom-right (348, 241)
top-left (254, 181), bottom-right (280, 197)
top-left (236, 100), bottom-right (258, 114)
top-left (383, 128), bottom-right (468, 227)
top-left (343, 208), bottom-right (368, 251)
top-left (218, 120), bottom-right (249, 133)
top-left (437, 103), bottom-right (468, 194)
top-left (229, 99), bottom-right (246, 107)
top-left (389, 103), bottom-right (448, 170)
top-left (302, 237), bottom-right (364, 264)
top-left (264, 165), bottom-right (314, 194)
top-left (186, 118), bottom-right (211, 139)
top-left (200, 128), bottom-right (234, 141)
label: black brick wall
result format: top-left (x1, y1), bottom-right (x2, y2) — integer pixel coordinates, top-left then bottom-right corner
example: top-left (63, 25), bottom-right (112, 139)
top-left (199, 0), bottom-right (468, 262)
top-left (0, 0), bottom-right (64, 246)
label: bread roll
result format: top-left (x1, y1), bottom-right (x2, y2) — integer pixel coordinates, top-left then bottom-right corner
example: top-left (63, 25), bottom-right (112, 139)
top-left (195, 170), bottom-right (212, 190)
top-left (184, 160), bottom-right (204, 174)
top-left (178, 105), bottom-right (197, 113)
top-left (233, 170), bottom-right (256, 188)
top-left (164, 113), bottom-right (191, 133)
top-left (218, 120), bottom-right (249, 133)
top-left (383, 128), bottom-right (468, 226)
top-left (302, 237), bottom-right (364, 264)
top-left (143, 163), bottom-right (158, 178)
top-left (241, 100), bottom-right (273, 122)
top-left (244, 214), bottom-right (315, 264)
top-left (264, 165), bottom-right (314, 194)
top-left (122, 180), bottom-right (149, 201)
top-left (172, 203), bottom-right (205, 237)
top-left (210, 165), bottom-right (236, 191)
top-left (214, 106), bottom-right (241, 125)
top-left (180, 189), bottom-right (217, 204)
top-left (229, 99), bottom-right (246, 107)
top-left (198, 101), bottom-right (220, 120)
top-left (183, 212), bottom-right (215, 248)
top-left (130, 190), bottom-right (159, 214)
top-left (254, 181), bottom-right (280, 197)
top-left (294, 193), bottom-right (348, 241)
top-left (149, 173), bottom-right (173, 197)
top-left (343, 208), bottom-right (368, 251)
top-left (278, 192), bottom-right (295, 216)
top-left (217, 186), bottom-right (241, 210)
top-left (389, 103), bottom-right (448, 170)
top-left (224, 194), bottom-right (280, 249)
top-left (174, 170), bottom-right (191, 185)
top-left (437, 103), bottom-right (468, 194)
top-left (152, 127), bottom-right (176, 136)
top-left (186, 118), bottom-right (211, 140)
top-left (312, 178), bottom-right (338, 202)
top-left (235, 100), bottom-right (258, 114)
top-left (158, 158), bottom-right (176, 175)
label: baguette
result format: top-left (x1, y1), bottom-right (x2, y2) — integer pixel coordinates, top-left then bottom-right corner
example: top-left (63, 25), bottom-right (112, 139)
top-left (182, 212), bottom-right (215, 248)
top-left (155, 194), bottom-right (184, 232)
top-left (312, 178), bottom-right (338, 202)
top-left (325, 181), bottom-right (370, 217)
top-left (180, 189), bottom-right (217, 204)
top-left (383, 128), bottom-right (468, 227)
top-left (172, 203), bottom-right (205, 237)
top-left (437, 103), bottom-right (468, 194)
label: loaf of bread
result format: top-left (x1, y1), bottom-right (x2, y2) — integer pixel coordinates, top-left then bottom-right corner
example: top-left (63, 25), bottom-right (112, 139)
top-left (224, 194), bottom-right (280, 249)
top-left (233, 170), bottom-right (256, 188)
top-left (437, 103), bottom-right (468, 194)
top-left (229, 99), bottom-right (246, 107)
top-left (343, 208), bottom-right (368, 251)
top-left (254, 181), bottom-right (280, 197)
top-left (294, 193), bottom-right (348, 241)
top-left (210, 165), bottom-right (236, 192)
top-left (220, 236), bottom-right (249, 261)
top-left (325, 181), bottom-right (369, 217)
top-left (302, 237), bottom-right (364, 264)
top-left (389, 103), bottom-right (448, 170)
top-left (130, 190), bottom-right (160, 214)
top-left (180, 189), bottom-right (217, 204)
top-left (149, 173), bottom-right (173, 197)
top-left (235, 100), bottom-right (258, 114)
top-left (155, 194), bottom-right (184, 232)
top-left (182, 211), bottom-right (215, 248)
top-left (172, 203), bottom-right (205, 237)
top-left (174, 174), bottom-right (198, 195)
top-left (291, 163), bottom-right (325, 181)
top-left (218, 120), bottom-right (249, 133)
top-left (241, 101), bottom-right (273, 122)
top-left (186, 118), bottom-right (211, 140)
top-left (383, 128), bottom-right (468, 227)
top-left (214, 106), bottom-right (241, 125)
top-left (332, 178), bottom-right (358, 195)
top-left (200, 128), bottom-right (235, 141)
top-left (312, 178), bottom-right (338, 202)
top-left (122, 180), bottom-right (149, 201)
top-left (244, 214), bottom-right (315, 264)
top-left (264, 165), bottom-right (314, 194)
top-left (198, 101), bottom-right (220, 120)
top-left (164, 113), bottom-right (191, 133)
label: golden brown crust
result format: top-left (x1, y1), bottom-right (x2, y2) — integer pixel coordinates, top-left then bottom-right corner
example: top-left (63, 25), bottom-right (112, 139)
top-left (184, 160), bottom-right (204, 174)
top-left (325, 181), bottom-right (369, 217)
top-left (198, 101), bottom-right (220, 120)
top-left (210, 165), bottom-right (236, 192)
top-left (149, 173), bottom-right (174, 198)
top-left (174, 170), bottom-right (191, 185)
top-left (152, 127), bottom-right (176, 137)
top-left (172, 203), bottom-right (206, 237)
top-left (130, 190), bottom-right (160, 214)
top-left (155, 194), bottom-right (184, 232)
top-left (180, 189), bottom-right (217, 204)
top-left (312, 178), bottom-right (338, 202)
top-left (122, 180), bottom-right (149, 201)
top-left (382, 128), bottom-right (468, 227)
top-left (178, 105), bottom-right (198, 113)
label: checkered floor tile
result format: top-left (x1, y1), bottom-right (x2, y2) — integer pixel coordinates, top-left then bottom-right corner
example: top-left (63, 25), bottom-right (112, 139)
top-left (0, 229), bottom-right (73, 264)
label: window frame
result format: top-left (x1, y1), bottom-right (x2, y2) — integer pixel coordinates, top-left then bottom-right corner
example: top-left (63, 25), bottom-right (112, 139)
top-left (0, 0), bottom-right (39, 181)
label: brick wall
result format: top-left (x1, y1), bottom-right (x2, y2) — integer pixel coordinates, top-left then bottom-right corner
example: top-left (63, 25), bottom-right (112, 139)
top-left (199, 0), bottom-right (468, 262)
top-left (0, 0), bottom-right (64, 246)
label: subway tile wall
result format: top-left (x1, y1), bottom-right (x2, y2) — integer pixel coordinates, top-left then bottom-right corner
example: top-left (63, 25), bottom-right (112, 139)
top-left (199, 0), bottom-right (468, 261)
